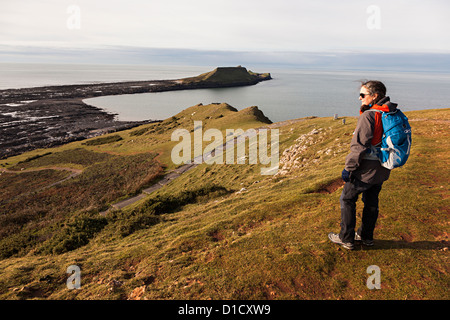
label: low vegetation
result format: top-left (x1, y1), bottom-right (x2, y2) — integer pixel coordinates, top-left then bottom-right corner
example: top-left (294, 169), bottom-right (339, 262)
top-left (82, 134), bottom-right (123, 146)
top-left (0, 150), bottom-right (164, 260)
top-left (0, 104), bottom-right (448, 300)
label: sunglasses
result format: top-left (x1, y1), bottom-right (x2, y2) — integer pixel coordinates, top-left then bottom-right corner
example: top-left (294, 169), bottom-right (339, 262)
top-left (359, 93), bottom-right (372, 98)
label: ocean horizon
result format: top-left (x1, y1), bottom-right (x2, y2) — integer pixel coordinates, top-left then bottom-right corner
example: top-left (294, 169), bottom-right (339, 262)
top-left (1, 63), bottom-right (449, 123)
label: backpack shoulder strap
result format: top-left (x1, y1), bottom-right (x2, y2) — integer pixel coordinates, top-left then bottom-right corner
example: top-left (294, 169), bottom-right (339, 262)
top-left (364, 109), bottom-right (383, 114)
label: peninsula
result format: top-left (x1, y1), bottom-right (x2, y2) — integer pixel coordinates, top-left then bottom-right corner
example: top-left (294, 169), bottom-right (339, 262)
top-left (0, 66), bottom-right (271, 159)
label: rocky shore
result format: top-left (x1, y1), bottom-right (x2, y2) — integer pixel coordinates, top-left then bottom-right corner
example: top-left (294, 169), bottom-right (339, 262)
top-left (0, 67), bottom-right (271, 159)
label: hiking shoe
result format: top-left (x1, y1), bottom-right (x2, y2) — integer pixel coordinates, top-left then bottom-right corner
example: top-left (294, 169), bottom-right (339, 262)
top-left (355, 232), bottom-right (374, 246)
top-left (328, 232), bottom-right (354, 250)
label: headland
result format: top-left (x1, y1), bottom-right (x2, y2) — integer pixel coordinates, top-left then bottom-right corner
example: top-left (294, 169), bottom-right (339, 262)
top-left (0, 66), bottom-right (271, 159)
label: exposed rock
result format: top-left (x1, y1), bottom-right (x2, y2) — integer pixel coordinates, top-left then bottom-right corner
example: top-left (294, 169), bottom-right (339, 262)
top-left (276, 128), bottom-right (325, 176)
top-left (237, 187), bottom-right (247, 194)
top-left (107, 279), bottom-right (123, 292)
top-left (128, 286), bottom-right (146, 300)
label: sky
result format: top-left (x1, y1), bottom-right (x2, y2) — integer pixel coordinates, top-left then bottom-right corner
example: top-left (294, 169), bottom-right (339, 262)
top-left (1, 0), bottom-right (449, 66)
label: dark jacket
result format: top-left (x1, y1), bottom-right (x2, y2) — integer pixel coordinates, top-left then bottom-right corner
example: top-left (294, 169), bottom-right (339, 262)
top-left (344, 97), bottom-right (397, 185)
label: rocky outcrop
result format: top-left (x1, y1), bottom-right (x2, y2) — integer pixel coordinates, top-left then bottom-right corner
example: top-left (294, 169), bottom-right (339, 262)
top-left (276, 128), bottom-right (323, 176)
top-left (275, 127), bottom-right (348, 176)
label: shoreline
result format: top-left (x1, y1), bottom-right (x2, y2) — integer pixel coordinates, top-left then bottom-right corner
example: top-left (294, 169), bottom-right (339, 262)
top-left (0, 70), bottom-right (271, 159)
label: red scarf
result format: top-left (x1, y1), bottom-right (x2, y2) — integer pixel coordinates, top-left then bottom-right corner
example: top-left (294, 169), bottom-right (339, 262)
top-left (360, 103), bottom-right (391, 146)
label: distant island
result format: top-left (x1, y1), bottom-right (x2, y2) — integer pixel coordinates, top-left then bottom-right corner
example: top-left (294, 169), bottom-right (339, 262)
top-left (180, 66), bottom-right (271, 87)
top-left (0, 66), bottom-right (271, 159)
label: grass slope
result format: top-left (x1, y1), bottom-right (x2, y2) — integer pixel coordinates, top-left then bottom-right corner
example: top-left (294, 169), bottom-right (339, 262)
top-left (0, 106), bottom-right (448, 300)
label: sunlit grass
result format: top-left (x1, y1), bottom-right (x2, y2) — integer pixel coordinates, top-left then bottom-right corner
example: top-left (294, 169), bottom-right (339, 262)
top-left (0, 107), bottom-right (448, 300)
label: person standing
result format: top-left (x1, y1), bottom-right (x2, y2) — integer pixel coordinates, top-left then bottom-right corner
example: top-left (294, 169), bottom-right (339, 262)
top-left (328, 80), bottom-right (398, 250)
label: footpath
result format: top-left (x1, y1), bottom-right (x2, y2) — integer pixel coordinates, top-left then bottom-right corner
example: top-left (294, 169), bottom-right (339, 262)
top-left (99, 118), bottom-right (307, 215)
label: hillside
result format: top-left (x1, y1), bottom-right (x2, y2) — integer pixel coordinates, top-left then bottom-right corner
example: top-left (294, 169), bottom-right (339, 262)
top-left (0, 105), bottom-right (448, 300)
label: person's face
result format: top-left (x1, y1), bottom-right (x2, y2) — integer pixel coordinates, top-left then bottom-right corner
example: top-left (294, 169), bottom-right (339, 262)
top-left (359, 86), bottom-right (378, 105)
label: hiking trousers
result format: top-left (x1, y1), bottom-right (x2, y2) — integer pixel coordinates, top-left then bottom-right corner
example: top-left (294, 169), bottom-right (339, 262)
top-left (339, 178), bottom-right (383, 243)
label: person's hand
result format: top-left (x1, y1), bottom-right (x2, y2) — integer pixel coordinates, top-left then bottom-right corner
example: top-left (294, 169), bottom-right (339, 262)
top-left (342, 169), bottom-right (351, 182)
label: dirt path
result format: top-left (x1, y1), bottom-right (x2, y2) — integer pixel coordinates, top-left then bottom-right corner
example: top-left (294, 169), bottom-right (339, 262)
top-left (100, 163), bottom-right (197, 215)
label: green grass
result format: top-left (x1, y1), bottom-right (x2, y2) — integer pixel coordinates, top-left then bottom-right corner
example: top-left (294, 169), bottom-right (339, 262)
top-left (10, 148), bottom-right (112, 170)
top-left (82, 134), bottom-right (123, 146)
top-left (0, 106), bottom-right (448, 300)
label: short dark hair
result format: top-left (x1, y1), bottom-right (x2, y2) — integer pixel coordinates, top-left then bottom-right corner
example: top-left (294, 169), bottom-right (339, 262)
top-left (361, 80), bottom-right (386, 104)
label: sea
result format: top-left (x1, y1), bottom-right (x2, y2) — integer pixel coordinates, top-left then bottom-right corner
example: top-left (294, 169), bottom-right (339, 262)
top-left (1, 63), bottom-right (449, 123)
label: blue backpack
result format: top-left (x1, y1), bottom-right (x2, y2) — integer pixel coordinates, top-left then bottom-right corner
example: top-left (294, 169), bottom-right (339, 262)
top-left (367, 109), bottom-right (412, 169)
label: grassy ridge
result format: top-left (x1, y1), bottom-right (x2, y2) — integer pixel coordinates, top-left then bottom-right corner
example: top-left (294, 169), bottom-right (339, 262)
top-left (0, 105), bottom-right (448, 300)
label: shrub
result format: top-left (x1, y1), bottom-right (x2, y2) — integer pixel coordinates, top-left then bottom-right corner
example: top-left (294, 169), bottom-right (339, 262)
top-left (38, 214), bottom-right (108, 255)
top-left (137, 184), bottom-right (231, 215)
top-left (17, 152), bottom-right (53, 164)
top-left (0, 232), bottom-right (37, 259)
top-left (110, 210), bottom-right (160, 237)
top-left (111, 184), bottom-right (231, 237)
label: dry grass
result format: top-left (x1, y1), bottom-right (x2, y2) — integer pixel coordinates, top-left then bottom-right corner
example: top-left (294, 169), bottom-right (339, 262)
top-left (0, 106), bottom-right (448, 300)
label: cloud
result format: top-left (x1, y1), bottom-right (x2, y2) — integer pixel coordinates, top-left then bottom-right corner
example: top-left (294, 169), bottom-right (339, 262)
top-left (0, 0), bottom-right (449, 53)
top-left (2, 45), bottom-right (449, 73)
